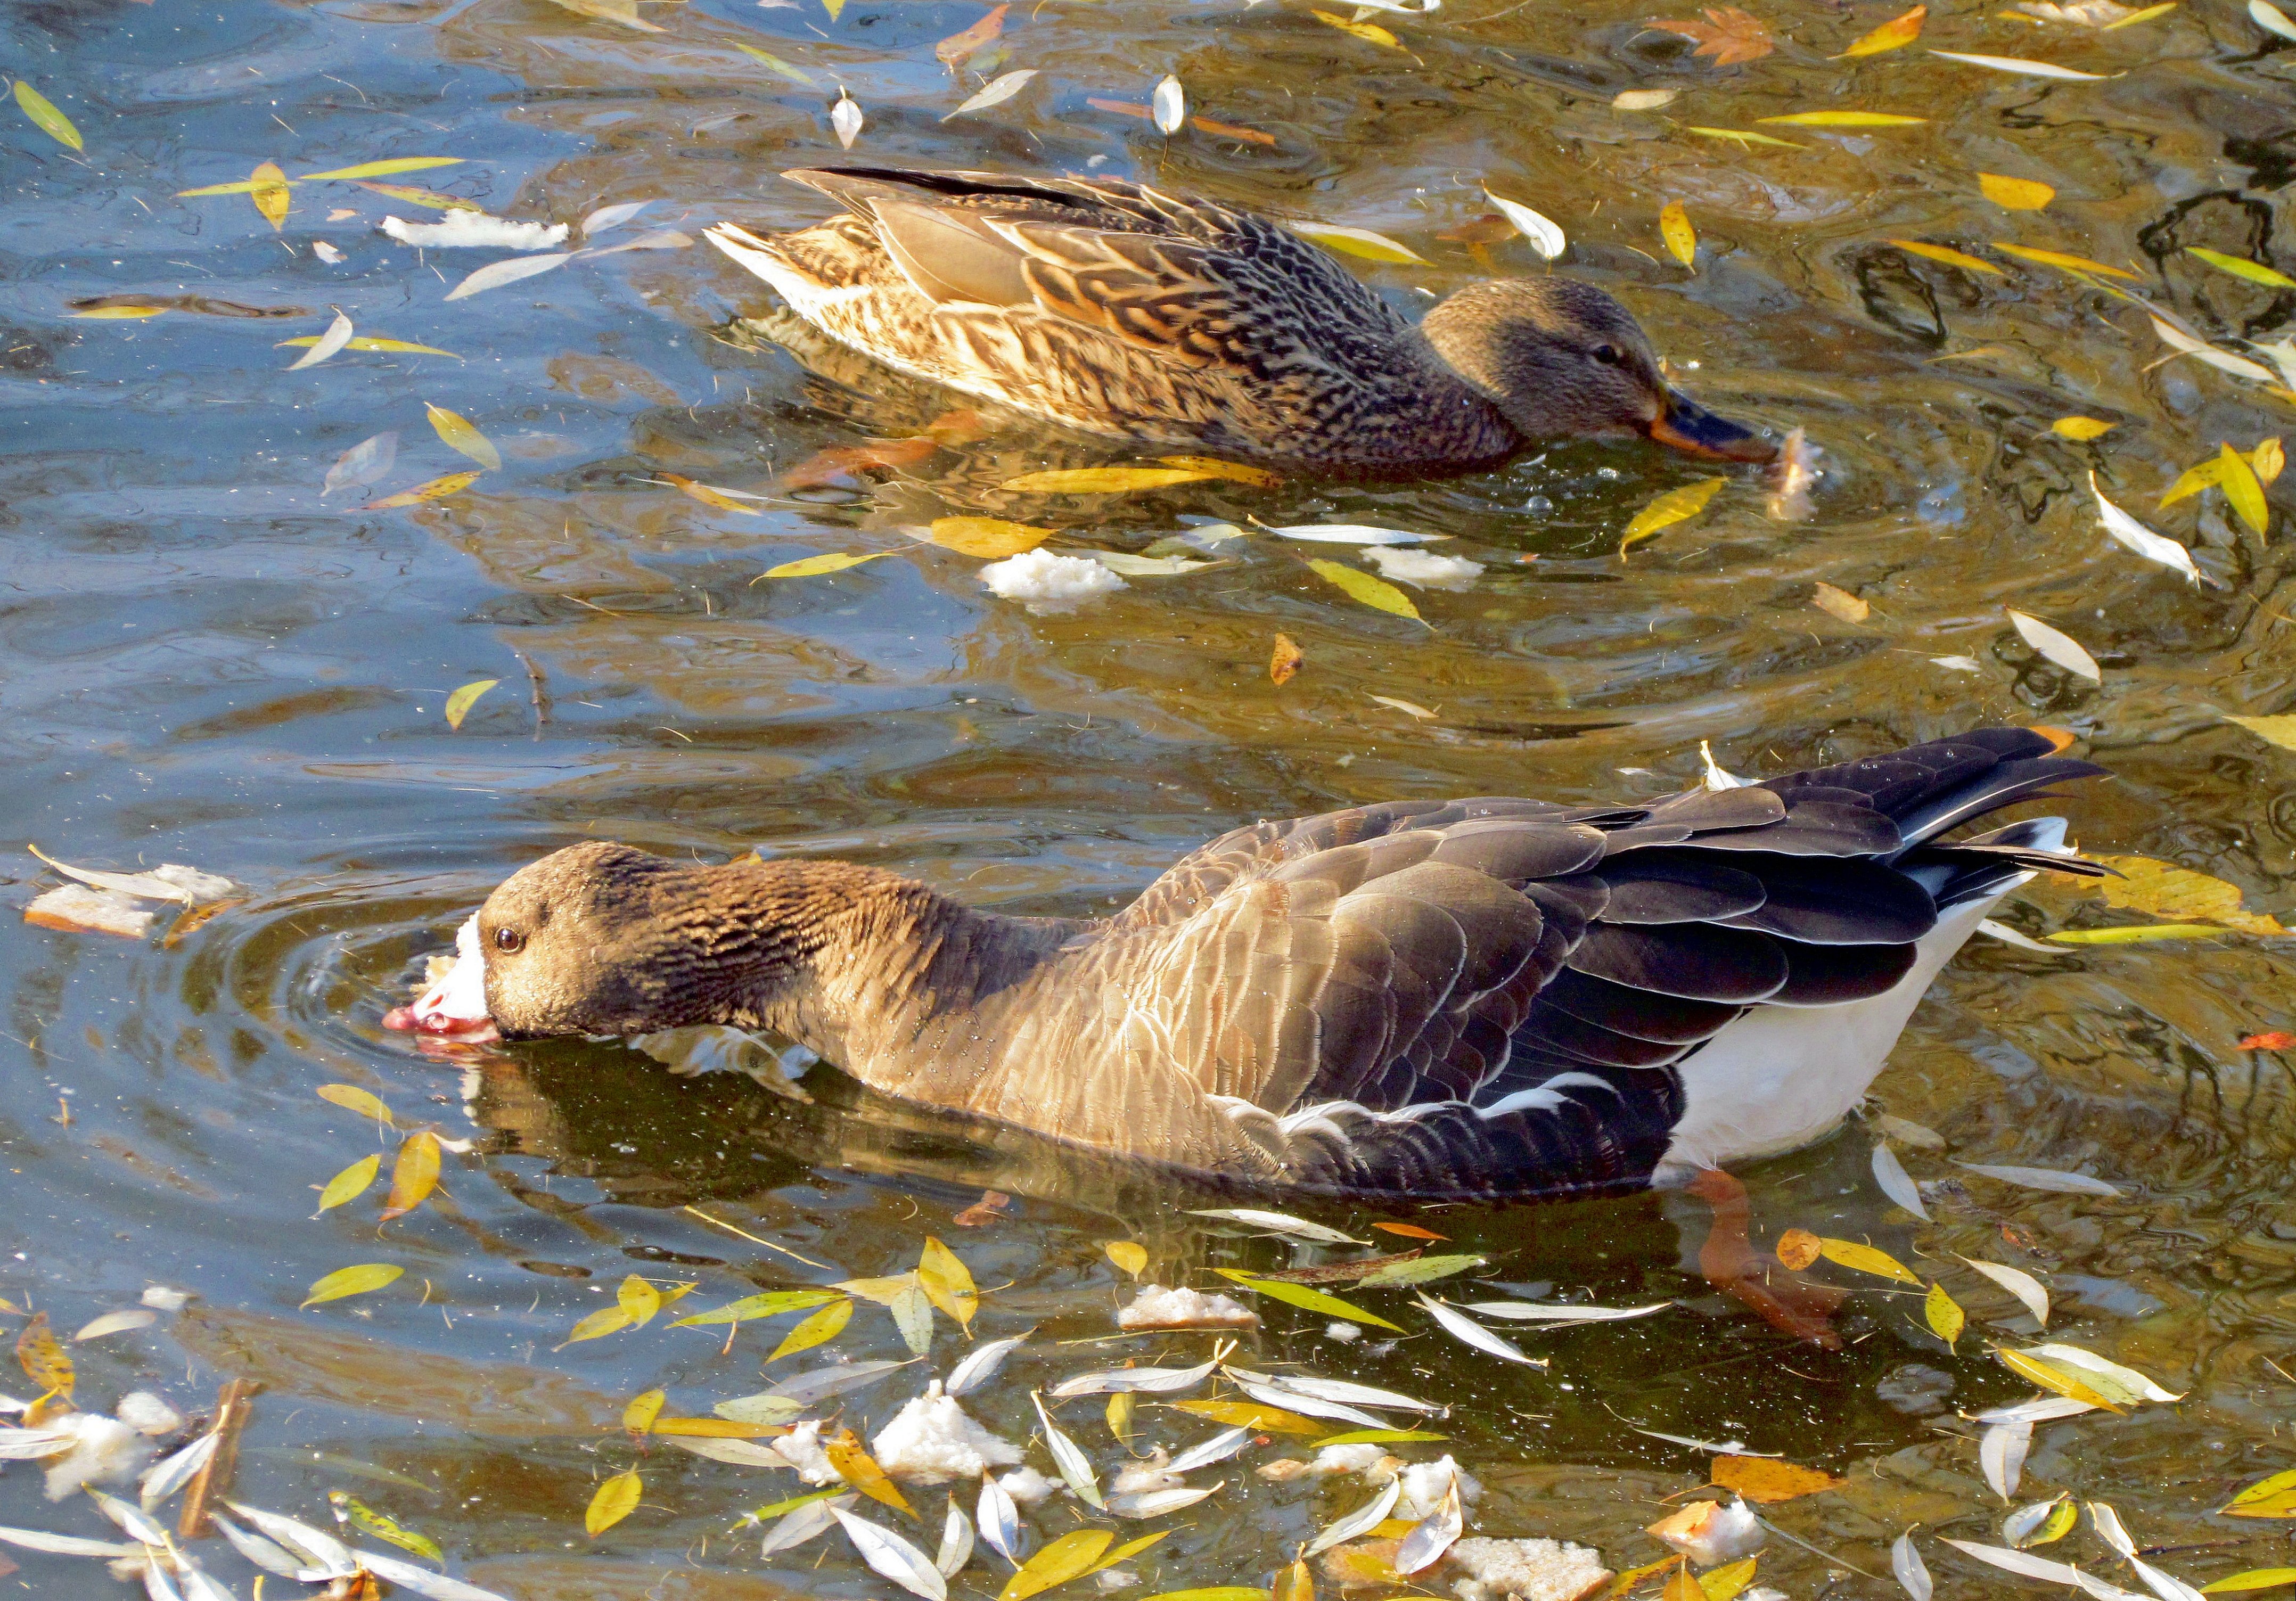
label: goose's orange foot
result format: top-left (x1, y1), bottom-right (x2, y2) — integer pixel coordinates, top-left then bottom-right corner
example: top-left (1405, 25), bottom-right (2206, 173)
top-left (1685, 1167), bottom-right (1845, 1349)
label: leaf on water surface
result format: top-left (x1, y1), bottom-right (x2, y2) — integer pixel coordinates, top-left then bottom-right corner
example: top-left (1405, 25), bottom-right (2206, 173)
top-left (1815, 1237), bottom-right (1921, 1284)
top-left (1032, 1393), bottom-right (1104, 1508)
top-left (937, 3), bottom-right (1008, 65)
top-left (2227, 715), bottom-right (2296, 756)
top-left (1269, 632), bottom-right (1304, 685)
top-left (2240, 1030), bottom-right (2296, 1049)
top-left (1924, 1282), bottom-right (1965, 1348)
top-left (1812, 581), bottom-right (1870, 624)
top-left (550, 0), bottom-right (667, 28)
top-left (318, 1154), bottom-right (381, 1213)
top-left (2148, 317), bottom-right (2280, 384)
top-left (1701, 1558), bottom-right (1759, 1601)
top-left (1152, 75), bottom-right (1185, 135)
top-left (1836, 3), bottom-right (1925, 53)
top-left (735, 42), bottom-right (817, 82)
top-left (247, 161), bottom-right (292, 231)
top-left (1483, 191), bottom-right (1566, 259)
top-left (1887, 239), bottom-right (2005, 275)
top-left (1216, 1270), bottom-right (1403, 1331)
top-left (364, 470), bottom-right (481, 510)
top-left (1614, 88), bottom-right (1682, 108)
top-left (1959, 1257), bottom-right (2051, 1325)
top-left (826, 1428), bottom-right (916, 1515)
top-left (1306, 1477), bottom-right (1403, 1558)
top-left (12, 81), bottom-right (83, 152)
top-left (1309, 559), bottom-right (1421, 621)
top-left (762, 551), bottom-right (890, 579)
top-left (1711, 1455), bottom-right (1842, 1503)
top-left (1286, 221), bottom-right (1429, 265)
top-left (380, 1130), bottom-right (441, 1218)
top-left (2225, 1471), bottom-right (2296, 1518)
top-left (1994, 1347), bottom-right (2126, 1412)
top-left (1981, 1421), bottom-right (2032, 1501)
top-left (1103, 1241), bottom-right (1149, 1276)
top-left (833, 93), bottom-right (865, 149)
top-left (13, 1314), bottom-right (70, 1398)
top-left (1758, 110), bottom-right (1926, 126)
top-left (618, 1275), bottom-right (662, 1329)
top-left (357, 180), bottom-right (477, 210)
top-left (2054, 416), bottom-right (2114, 439)
top-left (1352, 1252), bottom-right (1484, 1287)
top-left (1980, 173), bottom-right (2056, 210)
top-left (1995, 242), bottom-right (2141, 281)
top-left (1396, 1475), bottom-right (1465, 1573)
top-left (562, 1306), bottom-right (635, 1347)
top-left (71, 304), bottom-right (168, 318)
top-left (1369, 694), bottom-right (1439, 720)
top-left (425, 403), bottom-right (501, 471)
top-left (2219, 444), bottom-right (2271, 534)
top-left (1928, 49), bottom-right (2108, 76)
top-left (928, 517), bottom-right (1052, 559)
top-left (1415, 1295), bottom-right (1544, 1365)
top-left (1313, 10), bottom-right (1403, 45)
top-left (657, 473), bottom-right (762, 515)
top-left (318, 1083), bottom-right (396, 1126)
top-left (301, 157), bottom-right (463, 183)
top-left (586, 1470), bottom-right (642, 1536)
top-left (1658, 200), bottom-right (1698, 270)
top-left (2205, 1574), bottom-right (2296, 1591)
top-left (1172, 1398), bottom-right (1326, 1434)
top-left (918, 1236), bottom-right (978, 1329)
top-left (947, 71), bottom-right (1038, 119)
top-left (1001, 1529), bottom-right (1114, 1601)
top-left (331, 1493), bottom-right (444, 1562)
top-left (1870, 1143), bottom-right (1928, 1217)
top-left (2089, 855), bottom-right (2286, 934)
top-left (442, 253), bottom-right (571, 301)
top-left (1622, 477), bottom-right (1725, 554)
top-left (303, 1264), bottom-right (404, 1309)
top-left (1002, 466), bottom-right (1215, 493)
top-left (1773, 1227), bottom-right (1821, 1270)
top-left (1649, 7), bottom-right (1776, 63)
top-left (673, 1288), bottom-right (844, 1328)
top-left (285, 309), bottom-right (354, 371)
top-left (1688, 126), bottom-right (1804, 148)
top-left (2006, 609), bottom-right (2101, 681)
top-left (284, 335), bottom-right (459, 358)
top-left (441, 678), bottom-right (498, 730)
top-left (324, 432), bottom-right (400, 497)
top-left (2024, 1342), bottom-right (2181, 1402)
top-left (2090, 475), bottom-right (2199, 583)
top-left (622, 1389), bottom-right (665, 1435)
top-left (2256, 0), bottom-right (2296, 37)
top-left (2007, 1495), bottom-right (2078, 1547)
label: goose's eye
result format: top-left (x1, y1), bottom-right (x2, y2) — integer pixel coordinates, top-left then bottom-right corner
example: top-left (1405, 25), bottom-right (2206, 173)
top-left (1590, 344), bottom-right (1626, 366)
top-left (493, 926), bottom-right (525, 954)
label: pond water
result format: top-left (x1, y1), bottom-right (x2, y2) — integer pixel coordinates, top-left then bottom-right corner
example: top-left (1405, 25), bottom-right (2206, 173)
top-left (5, 0), bottom-right (2296, 1597)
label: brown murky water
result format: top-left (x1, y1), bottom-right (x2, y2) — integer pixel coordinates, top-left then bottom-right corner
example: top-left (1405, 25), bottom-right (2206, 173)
top-left (5, 0), bottom-right (2296, 1596)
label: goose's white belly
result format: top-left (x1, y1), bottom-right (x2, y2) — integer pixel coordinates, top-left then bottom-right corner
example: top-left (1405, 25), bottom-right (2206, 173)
top-left (1651, 890), bottom-right (2007, 1181)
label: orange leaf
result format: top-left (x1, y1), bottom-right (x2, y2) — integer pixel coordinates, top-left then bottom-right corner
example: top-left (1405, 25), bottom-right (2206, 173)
top-left (15, 1312), bottom-right (72, 1399)
top-left (935, 3), bottom-right (1008, 67)
top-left (1370, 1221), bottom-right (1450, 1241)
top-left (1711, 1454), bottom-right (1843, 1503)
top-left (824, 1428), bottom-right (915, 1514)
top-left (1270, 633), bottom-right (1303, 686)
top-left (1774, 1227), bottom-right (1820, 1270)
top-left (2241, 1031), bottom-right (2296, 1050)
top-left (1649, 7), bottom-right (1776, 64)
top-left (380, 1130), bottom-right (441, 1219)
top-left (777, 437), bottom-right (938, 489)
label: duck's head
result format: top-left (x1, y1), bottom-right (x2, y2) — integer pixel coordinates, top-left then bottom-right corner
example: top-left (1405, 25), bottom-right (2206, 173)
top-left (1421, 278), bottom-right (1776, 463)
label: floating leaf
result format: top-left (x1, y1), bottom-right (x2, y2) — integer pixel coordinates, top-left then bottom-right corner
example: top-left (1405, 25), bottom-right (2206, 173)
top-left (2186, 248), bottom-right (2296, 290)
top-left (286, 310), bottom-right (355, 372)
top-left (1002, 1530), bottom-right (1115, 1601)
top-left (1688, 125), bottom-right (1804, 148)
top-left (2226, 1471), bottom-right (2296, 1519)
top-left (918, 1237), bottom-right (978, 1329)
top-left (2256, 0), bottom-right (2296, 39)
top-left (2091, 474), bottom-right (2199, 583)
top-left (424, 403), bottom-right (501, 471)
top-left (658, 473), bottom-right (764, 515)
top-left (1954, 1161), bottom-right (2121, 1195)
top-left (2007, 609), bottom-right (2101, 682)
top-left (1287, 221), bottom-right (1428, 264)
top-left (318, 1083), bottom-right (396, 1124)
top-left (1152, 75), bottom-right (1185, 135)
top-left (1888, 239), bottom-right (2005, 276)
top-left (1994, 1347), bottom-right (2126, 1411)
top-left (2025, 1342), bottom-right (2180, 1402)
top-left (1980, 173), bottom-right (2056, 210)
top-left (937, 3), bottom-right (1008, 65)
top-left (1353, 1253), bottom-right (1486, 1288)
top-left (1711, 1456), bottom-right (1843, 1503)
top-left (1032, 1393), bottom-right (1104, 1508)
top-left (317, 1153), bottom-right (381, 1212)
top-left (563, 1306), bottom-right (635, 1346)
top-left (1616, 88), bottom-right (1683, 108)
top-left (443, 679), bottom-right (498, 730)
top-left (12, 81), bottom-right (83, 152)
top-left (1759, 110), bottom-right (1926, 126)
top-left (2053, 416), bottom-right (2114, 440)
top-left (2090, 855), bottom-right (2285, 934)
top-left (947, 70), bottom-right (1038, 119)
top-left (1306, 1479), bottom-right (1402, 1558)
top-left (302, 1263), bottom-right (404, 1308)
top-left (1995, 243), bottom-right (2141, 280)
top-left (928, 516), bottom-right (1053, 558)
top-left (2220, 442), bottom-right (2271, 534)
top-left (1982, 1421), bottom-right (2032, 1501)
top-left (1701, 1559), bottom-right (1758, 1601)
top-left (672, 1288), bottom-right (844, 1328)
top-left (1104, 1241), bottom-right (1148, 1276)
top-left (2150, 316), bottom-right (2280, 384)
top-left (622, 1389), bottom-right (666, 1434)
top-left (826, 1430), bottom-right (915, 1515)
top-left (1650, 7), bottom-right (1776, 64)
top-left (1622, 477), bottom-right (1725, 553)
top-left (1892, 1533), bottom-right (1934, 1601)
top-left (1871, 1143), bottom-right (1929, 1217)
top-left (1307, 559), bottom-right (1422, 620)
top-left (1415, 1295), bottom-right (1543, 1366)
top-left (14, 1314), bottom-right (71, 1397)
top-left (250, 161), bottom-right (291, 230)
top-left (282, 335), bottom-right (458, 358)
top-left (764, 551), bottom-right (890, 579)
top-left (1816, 1237), bottom-right (1921, 1284)
top-left (443, 253), bottom-right (571, 301)
top-left (2205, 1573), bottom-right (2296, 1591)
top-left (71, 304), bottom-right (167, 319)
top-left (1660, 200), bottom-right (1698, 268)
top-left (1925, 1282), bottom-right (1965, 1348)
top-left (1836, 4), bottom-right (1925, 53)
top-left (1313, 9), bottom-right (1403, 45)
top-left (1960, 1257), bottom-right (2051, 1325)
top-left (586, 1470), bottom-right (642, 1536)
top-left (302, 157), bottom-right (463, 182)
top-left (364, 470), bottom-right (482, 510)
top-left (1172, 1398), bottom-right (1327, 1434)
top-left (619, 1275), bottom-right (663, 1329)
top-left (380, 1130), bottom-right (441, 1218)
top-left (735, 42), bottom-right (816, 82)
top-left (1483, 191), bottom-right (1566, 259)
top-left (1216, 1270), bottom-right (1403, 1331)
top-left (1928, 49), bottom-right (2107, 77)
top-left (1814, 581), bottom-right (1872, 625)
top-left (1774, 1226), bottom-right (1821, 1270)
top-left (331, 1493), bottom-right (442, 1562)
top-left (2007, 1495), bottom-right (2078, 1547)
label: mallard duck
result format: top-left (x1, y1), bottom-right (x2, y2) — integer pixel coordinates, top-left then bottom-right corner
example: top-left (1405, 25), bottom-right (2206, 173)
top-left (702, 166), bottom-right (1776, 478)
top-left (387, 729), bottom-right (2103, 1201)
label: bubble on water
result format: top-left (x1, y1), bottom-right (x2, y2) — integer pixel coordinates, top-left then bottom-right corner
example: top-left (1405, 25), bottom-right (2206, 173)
top-left (1524, 495), bottom-right (1554, 516)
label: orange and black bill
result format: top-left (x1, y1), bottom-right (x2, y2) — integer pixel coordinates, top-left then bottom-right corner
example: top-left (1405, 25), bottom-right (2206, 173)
top-left (1647, 392), bottom-right (1776, 463)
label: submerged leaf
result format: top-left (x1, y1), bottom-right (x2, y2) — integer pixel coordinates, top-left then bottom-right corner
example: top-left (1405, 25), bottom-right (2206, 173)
top-left (1217, 1270), bottom-right (1403, 1331)
top-left (1758, 110), bottom-right (1925, 126)
top-left (2186, 247), bottom-right (2296, 290)
top-left (2007, 609), bottom-right (2101, 682)
top-left (1995, 242), bottom-right (2141, 280)
top-left (1924, 1282), bottom-right (1965, 1348)
top-left (1928, 48), bottom-right (2108, 77)
top-left (2090, 854), bottom-right (2285, 934)
top-left (364, 470), bottom-right (481, 510)
top-left (1711, 1456), bottom-right (1841, 1503)
top-left (1816, 1237), bottom-right (1921, 1284)
top-left (1888, 239), bottom-right (2005, 276)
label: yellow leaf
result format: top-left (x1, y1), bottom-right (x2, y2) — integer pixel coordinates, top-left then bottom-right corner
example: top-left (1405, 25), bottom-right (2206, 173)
top-left (2224, 1472), bottom-right (2296, 1520)
top-left (1711, 1455), bottom-right (1843, 1503)
top-left (1308, 558), bottom-right (1421, 620)
top-left (1001, 1529), bottom-right (1118, 1601)
top-left (1270, 631), bottom-right (1303, 685)
top-left (302, 1263), bottom-right (404, 1308)
top-left (917, 1236), bottom-right (979, 1328)
top-left (1887, 238), bottom-right (2006, 275)
top-left (930, 516), bottom-right (1053, 557)
top-left (769, 1296), bottom-right (852, 1361)
top-left (72, 305), bottom-right (167, 319)
top-left (14, 1314), bottom-right (72, 1398)
top-left (13, 81), bottom-right (83, 152)
top-left (2047, 923), bottom-right (2227, 944)
top-left (317, 1083), bottom-right (396, 1124)
top-left (318, 1153), bottom-right (381, 1212)
top-left (1157, 455), bottom-right (1282, 486)
top-left (838, 1273), bottom-right (919, 1307)
top-left (365, 470), bottom-right (482, 510)
top-left (1834, 3), bottom-right (1925, 54)
top-left (2052, 416), bottom-right (2114, 439)
top-left (1172, 1398), bottom-right (1328, 1434)
top-left (760, 551), bottom-right (888, 578)
top-left (652, 1417), bottom-right (790, 1437)
top-left (736, 42), bottom-right (817, 83)
top-left (250, 161), bottom-right (291, 231)
top-left (1104, 1241), bottom-right (1149, 1276)
top-left (2256, 438), bottom-right (2286, 484)
top-left (1811, 581), bottom-right (1868, 623)
top-left (619, 1275), bottom-right (662, 1329)
top-left (1660, 200), bottom-right (1697, 269)
top-left (1687, 126), bottom-right (1805, 149)
top-left (1745, 110), bottom-right (1929, 126)
top-left (1995, 1345), bottom-right (2126, 1412)
top-left (444, 679), bottom-right (498, 730)
top-left (1994, 242), bottom-right (2142, 281)
top-left (2185, 247), bottom-right (2296, 290)
top-left (562, 1306), bottom-right (636, 1346)
top-left (1311, 9), bottom-right (1401, 45)
top-left (586, 1469), bottom-right (642, 1536)
top-left (277, 334), bottom-right (460, 357)
top-left (2204, 1572), bottom-right (2296, 1590)
top-left (2093, 854), bottom-right (2286, 935)
top-left (1816, 1236), bottom-right (1921, 1284)
top-left (2100, 0), bottom-right (2177, 24)
top-left (2160, 457), bottom-right (2224, 507)
top-left (1925, 1281), bottom-right (1965, 1349)
top-left (659, 473), bottom-right (764, 514)
top-left (2226, 713), bottom-right (2296, 751)
top-left (356, 181), bottom-right (474, 210)
top-left (426, 403), bottom-right (502, 471)
top-left (1700, 1559), bottom-right (1758, 1601)
top-left (1107, 1390), bottom-right (1136, 1444)
top-left (624, 1389), bottom-right (666, 1433)
top-left (825, 1428), bottom-right (914, 1514)
top-left (1621, 477), bottom-right (1726, 554)
top-left (1979, 173), bottom-right (2056, 210)
top-left (1001, 467), bottom-right (1218, 493)
top-left (1274, 1557), bottom-right (1316, 1601)
top-left (2221, 442), bottom-right (2270, 535)
top-left (380, 1130), bottom-right (441, 1219)
top-left (1665, 1559), bottom-right (1702, 1601)
top-left (298, 157), bottom-right (463, 182)
top-left (1286, 221), bottom-right (1429, 264)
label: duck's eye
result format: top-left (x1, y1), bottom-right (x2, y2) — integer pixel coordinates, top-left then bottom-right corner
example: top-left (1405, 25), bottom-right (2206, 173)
top-left (493, 926), bottom-right (524, 954)
top-left (1590, 344), bottom-right (1626, 366)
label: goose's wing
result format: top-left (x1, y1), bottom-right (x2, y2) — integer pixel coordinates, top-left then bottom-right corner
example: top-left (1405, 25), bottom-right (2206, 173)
top-left (782, 165), bottom-right (1409, 373)
top-left (1090, 729), bottom-right (2104, 1197)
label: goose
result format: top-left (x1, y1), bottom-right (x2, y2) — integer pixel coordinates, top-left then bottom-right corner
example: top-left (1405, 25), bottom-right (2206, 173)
top-left (385, 729), bottom-right (2103, 1201)
top-left (701, 166), bottom-right (1777, 478)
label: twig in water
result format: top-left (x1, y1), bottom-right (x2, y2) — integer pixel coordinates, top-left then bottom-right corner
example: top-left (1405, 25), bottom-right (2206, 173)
top-left (178, 1377), bottom-right (257, 1539)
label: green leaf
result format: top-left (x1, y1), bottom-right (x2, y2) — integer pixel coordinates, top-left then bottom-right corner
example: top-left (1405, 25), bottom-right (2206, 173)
top-left (13, 81), bottom-right (83, 152)
top-left (760, 552), bottom-right (888, 579)
top-left (443, 679), bottom-right (498, 730)
top-left (1307, 559), bottom-right (1421, 621)
top-left (670, 1288), bottom-right (846, 1327)
top-left (2046, 923), bottom-right (2229, 944)
top-left (298, 157), bottom-right (463, 182)
top-left (302, 1263), bottom-right (404, 1308)
top-left (1311, 1428), bottom-right (1449, 1446)
top-left (2187, 248), bottom-right (2296, 291)
top-left (1352, 1252), bottom-right (1486, 1288)
top-left (1621, 478), bottom-right (1726, 554)
top-left (1213, 1268), bottom-right (1405, 1331)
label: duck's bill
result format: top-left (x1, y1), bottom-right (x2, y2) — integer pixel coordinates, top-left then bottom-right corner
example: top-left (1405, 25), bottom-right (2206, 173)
top-left (380, 912), bottom-right (499, 1041)
top-left (1647, 394), bottom-right (1776, 463)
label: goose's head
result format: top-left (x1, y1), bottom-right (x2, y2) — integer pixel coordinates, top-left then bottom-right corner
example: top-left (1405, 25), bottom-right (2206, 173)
top-left (1421, 278), bottom-right (1776, 463)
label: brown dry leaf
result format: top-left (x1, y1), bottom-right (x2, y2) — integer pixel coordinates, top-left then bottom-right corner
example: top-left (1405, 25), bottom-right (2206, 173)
top-left (1437, 214), bottom-right (1516, 245)
top-left (2093, 855), bottom-right (2287, 934)
top-left (15, 1312), bottom-right (73, 1398)
top-left (1712, 1454), bottom-right (1843, 1503)
top-left (936, 3), bottom-right (1008, 66)
top-left (1270, 633), bottom-right (1304, 685)
top-left (1774, 1227), bottom-right (1821, 1270)
top-left (953, 1189), bottom-right (1011, 1226)
top-left (1650, 7), bottom-right (1776, 64)
top-left (777, 437), bottom-right (938, 489)
top-left (1811, 582), bottom-right (1869, 623)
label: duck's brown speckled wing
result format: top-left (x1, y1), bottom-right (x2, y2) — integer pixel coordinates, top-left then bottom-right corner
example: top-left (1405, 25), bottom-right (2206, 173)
top-left (1073, 730), bottom-right (2102, 1197)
